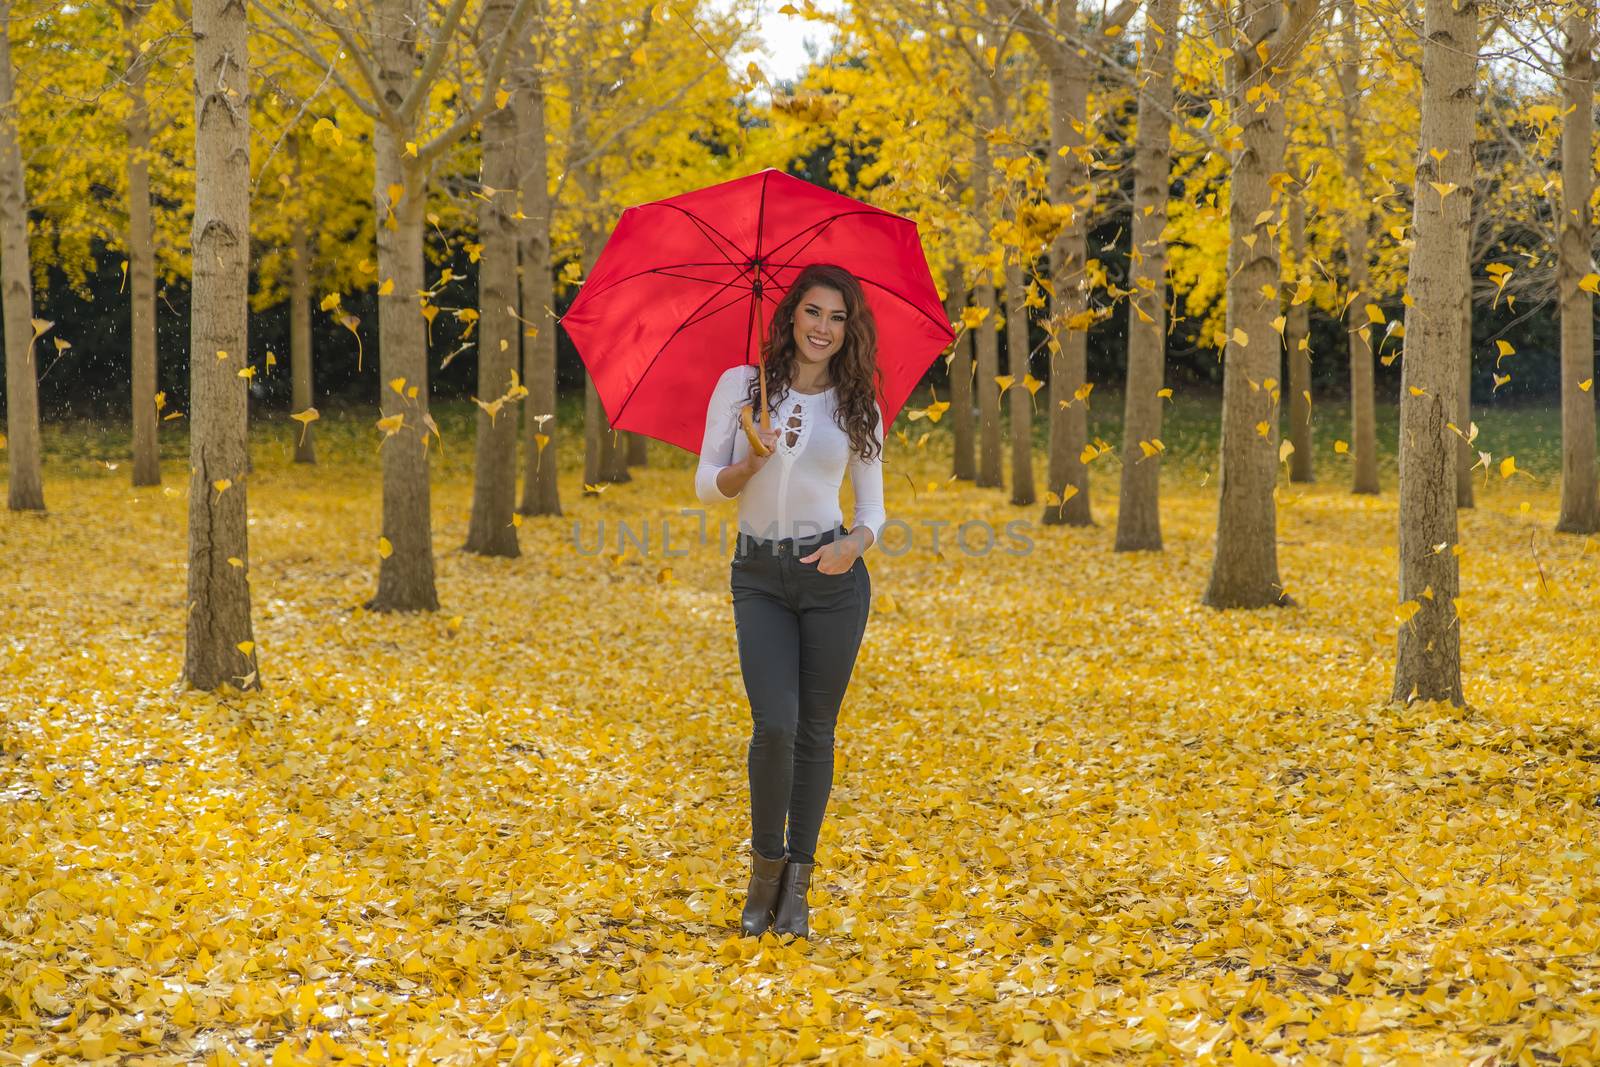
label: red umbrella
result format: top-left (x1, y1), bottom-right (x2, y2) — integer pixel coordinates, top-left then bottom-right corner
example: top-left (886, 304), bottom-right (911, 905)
top-left (559, 168), bottom-right (954, 455)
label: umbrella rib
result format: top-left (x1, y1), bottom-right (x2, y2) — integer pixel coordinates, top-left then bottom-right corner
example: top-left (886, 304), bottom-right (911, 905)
top-left (655, 203), bottom-right (751, 266)
top-left (760, 213), bottom-right (954, 339)
top-left (609, 284), bottom-right (756, 427)
top-left (557, 262), bottom-right (752, 312)
top-left (759, 209), bottom-right (898, 265)
top-left (856, 275), bottom-right (957, 338)
top-left (681, 287), bottom-right (760, 331)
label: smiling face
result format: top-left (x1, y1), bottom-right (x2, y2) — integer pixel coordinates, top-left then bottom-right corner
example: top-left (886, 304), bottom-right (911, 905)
top-left (791, 285), bottom-right (848, 370)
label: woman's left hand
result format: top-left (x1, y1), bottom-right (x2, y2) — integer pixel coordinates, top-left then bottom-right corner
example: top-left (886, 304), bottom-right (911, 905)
top-left (801, 534), bottom-right (863, 574)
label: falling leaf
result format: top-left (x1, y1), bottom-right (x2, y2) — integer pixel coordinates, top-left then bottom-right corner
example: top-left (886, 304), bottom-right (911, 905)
top-left (291, 408), bottom-right (320, 447)
top-left (377, 536), bottom-right (393, 559)
top-left (1334, 440), bottom-right (1349, 454)
top-left (339, 314), bottom-right (364, 370)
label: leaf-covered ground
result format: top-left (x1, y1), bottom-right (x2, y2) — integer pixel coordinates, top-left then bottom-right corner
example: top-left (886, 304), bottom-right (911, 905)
top-left (3, 409), bottom-right (1599, 1065)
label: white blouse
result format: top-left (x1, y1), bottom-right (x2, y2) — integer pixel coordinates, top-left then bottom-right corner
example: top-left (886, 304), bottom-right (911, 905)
top-left (695, 364), bottom-right (887, 546)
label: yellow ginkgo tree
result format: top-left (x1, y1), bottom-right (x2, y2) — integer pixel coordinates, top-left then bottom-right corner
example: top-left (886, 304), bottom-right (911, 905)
top-left (254, 0), bottom-right (537, 613)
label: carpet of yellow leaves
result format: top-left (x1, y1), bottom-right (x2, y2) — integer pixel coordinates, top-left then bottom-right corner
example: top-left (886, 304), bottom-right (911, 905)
top-left (3, 431), bottom-right (1599, 1066)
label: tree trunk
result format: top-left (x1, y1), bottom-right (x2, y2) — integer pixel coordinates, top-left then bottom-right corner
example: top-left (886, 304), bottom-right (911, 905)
top-left (465, 0), bottom-right (521, 558)
top-left (514, 52), bottom-right (560, 516)
top-left (944, 265), bottom-right (975, 481)
top-left (1203, 12), bottom-right (1291, 609)
top-left (1115, 0), bottom-right (1176, 552)
top-left (1392, 0), bottom-right (1474, 706)
top-left (0, 1), bottom-right (42, 512)
top-left (123, 1), bottom-right (160, 487)
top-left (1006, 260), bottom-right (1035, 505)
top-left (1456, 254), bottom-right (1474, 507)
top-left (972, 106), bottom-right (1002, 489)
top-left (1287, 190), bottom-right (1314, 482)
top-left (1558, 9), bottom-right (1599, 533)
top-left (1339, 0), bottom-right (1379, 495)
top-left (1040, 4), bottom-right (1091, 526)
top-left (289, 135), bottom-right (315, 464)
top-left (367, 0), bottom-right (439, 613)
top-left (583, 377), bottom-right (603, 492)
top-left (627, 431), bottom-right (647, 466)
top-left (578, 190), bottom-right (629, 485)
top-left (184, 0), bottom-right (258, 690)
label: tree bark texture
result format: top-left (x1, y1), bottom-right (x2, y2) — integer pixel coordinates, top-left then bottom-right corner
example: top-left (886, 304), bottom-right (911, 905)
top-left (1392, 0), bottom-right (1474, 706)
top-left (1287, 189), bottom-right (1313, 483)
top-left (1040, 3), bottom-right (1091, 526)
top-left (1006, 260), bottom-right (1035, 506)
top-left (0, 0), bottom-right (42, 512)
top-left (1456, 253), bottom-right (1474, 507)
top-left (367, 0), bottom-right (439, 612)
top-left (1115, 0), bottom-right (1177, 552)
top-left (514, 51), bottom-right (561, 516)
top-left (123, 1), bottom-right (161, 487)
top-left (1558, 9), bottom-right (1599, 533)
top-left (1203, 3), bottom-right (1294, 609)
top-left (183, 0), bottom-right (258, 690)
top-left (465, 0), bottom-right (521, 557)
top-left (289, 135), bottom-right (315, 464)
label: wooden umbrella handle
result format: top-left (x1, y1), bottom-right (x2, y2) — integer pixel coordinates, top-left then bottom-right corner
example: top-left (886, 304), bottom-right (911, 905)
top-left (739, 360), bottom-right (772, 456)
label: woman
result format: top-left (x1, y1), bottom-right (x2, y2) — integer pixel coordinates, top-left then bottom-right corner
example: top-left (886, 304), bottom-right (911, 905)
top-left (694, 263), bottom-right (886, 939)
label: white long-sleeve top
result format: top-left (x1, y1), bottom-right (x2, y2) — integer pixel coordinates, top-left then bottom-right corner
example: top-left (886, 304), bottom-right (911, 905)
top-left (695, 364), bottom-right (887, 546)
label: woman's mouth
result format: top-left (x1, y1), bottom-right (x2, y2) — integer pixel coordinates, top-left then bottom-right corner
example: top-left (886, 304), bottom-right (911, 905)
top-left (807, 336), bottom-right (832, 350)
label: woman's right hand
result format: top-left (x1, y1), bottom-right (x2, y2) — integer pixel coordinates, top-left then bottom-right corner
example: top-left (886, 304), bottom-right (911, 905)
top-left (743, 420), bottom-right (780, 475)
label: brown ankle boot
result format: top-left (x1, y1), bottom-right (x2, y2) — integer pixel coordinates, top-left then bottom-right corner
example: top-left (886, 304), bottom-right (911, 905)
top-left (771, 857), bottom-right (814, 938)
top-left (740, 847), bottom-right (788, 936)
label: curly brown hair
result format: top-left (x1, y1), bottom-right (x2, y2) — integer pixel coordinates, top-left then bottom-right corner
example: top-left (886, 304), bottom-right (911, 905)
top-left (741, 263), bottom-right (884, 463)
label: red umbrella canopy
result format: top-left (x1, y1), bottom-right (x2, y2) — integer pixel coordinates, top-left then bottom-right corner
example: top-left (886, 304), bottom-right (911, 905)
top-left (559, 168), bottom-right (955, 454)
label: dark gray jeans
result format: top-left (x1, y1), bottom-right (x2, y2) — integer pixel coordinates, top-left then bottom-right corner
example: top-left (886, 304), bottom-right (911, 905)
top-left (730, 523), bottom-right (872, 865)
